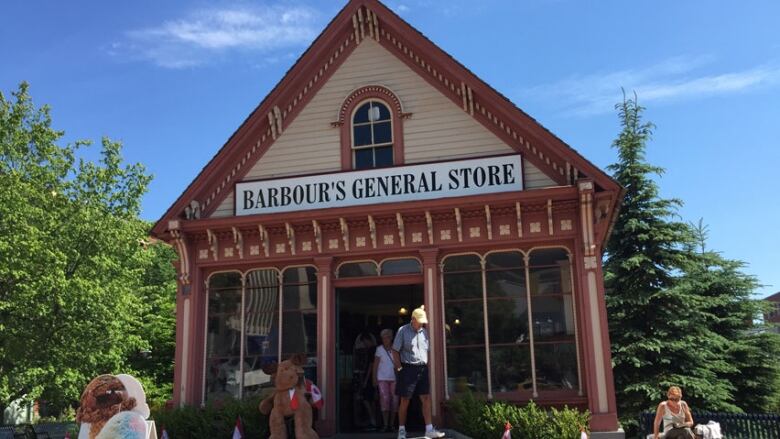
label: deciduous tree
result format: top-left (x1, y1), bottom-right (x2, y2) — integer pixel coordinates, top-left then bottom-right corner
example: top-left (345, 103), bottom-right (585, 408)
top-left (0, 82), bottom-right (175, 412)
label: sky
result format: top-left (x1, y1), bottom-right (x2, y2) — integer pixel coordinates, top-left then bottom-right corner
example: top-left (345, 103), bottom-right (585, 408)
top-left (1, 0), bottom-right (778, 298)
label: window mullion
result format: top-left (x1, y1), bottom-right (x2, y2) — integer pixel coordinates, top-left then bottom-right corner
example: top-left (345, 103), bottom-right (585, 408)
top-left (439, 263), bottom-right (449, 400)
top-left (239, 275), bottom-right (246, 399)
top-left (202, 284), bottom-right (210, 405)
top-left (524, 255), bottom-right (538, 398)
top-left (480, 258), bottom-right (493, 399)
top-left (277, 271), bottom-right (283, 361)
top-left (567, 253), bottom-right (584, 396)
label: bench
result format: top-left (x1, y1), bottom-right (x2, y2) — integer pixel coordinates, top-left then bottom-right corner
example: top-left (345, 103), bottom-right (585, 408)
top-left (34, 423), bottom-right (77, 439)
top-left (0, 426), bottom-right (15, 439)
top-left (639, 411), bottom-right (780, 439)
top-left (0, 423), bottom-right (76, 439)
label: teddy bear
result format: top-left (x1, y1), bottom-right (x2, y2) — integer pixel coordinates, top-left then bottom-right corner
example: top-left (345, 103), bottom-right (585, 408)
top-left (258, 354), bottom-right (319, 439)
top-left (76, 374), bottom-right (138, 439)
top-left (76, 374), bottom-right (150, 439)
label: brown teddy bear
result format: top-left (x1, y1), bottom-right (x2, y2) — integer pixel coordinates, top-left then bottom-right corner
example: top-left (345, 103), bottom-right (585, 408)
top-left (259, 354), bottom-right (319, 439)
top-left (75, 374), bottom-right (137, 439)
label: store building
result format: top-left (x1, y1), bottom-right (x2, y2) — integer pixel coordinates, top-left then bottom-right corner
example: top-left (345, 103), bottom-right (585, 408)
top-left (151, 0), bottom-right (624, 436)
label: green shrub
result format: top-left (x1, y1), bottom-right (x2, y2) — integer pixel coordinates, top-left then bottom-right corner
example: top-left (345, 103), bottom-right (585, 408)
top-left (150, 397), bottom-right (269, 439)
top-left (445, 392), bottom-right (590, 439)
top-left (546, 405), bottom-right (590, 438)
top-left (445, 390), bottom-right (486, 438)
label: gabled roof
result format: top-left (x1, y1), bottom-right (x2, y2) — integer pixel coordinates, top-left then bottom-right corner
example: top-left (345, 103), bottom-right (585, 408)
top-left (151, 0), bottom-right (621, 238)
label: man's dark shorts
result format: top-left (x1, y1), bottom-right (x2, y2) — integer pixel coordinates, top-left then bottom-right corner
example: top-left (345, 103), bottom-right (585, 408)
top-left (395, 363), bottom-right (430, 398)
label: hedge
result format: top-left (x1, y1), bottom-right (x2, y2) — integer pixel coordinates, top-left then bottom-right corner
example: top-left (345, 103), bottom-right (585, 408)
top-left (150, 396), bottom-right (268, 439)
top-left (445, 391), bottom-right (590, 439)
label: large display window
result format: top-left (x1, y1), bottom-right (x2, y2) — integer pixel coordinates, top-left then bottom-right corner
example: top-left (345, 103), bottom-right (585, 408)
top-left (443, 248), bottom-right (580, 399)
top-left (204, 267), bottom-right (317, 402)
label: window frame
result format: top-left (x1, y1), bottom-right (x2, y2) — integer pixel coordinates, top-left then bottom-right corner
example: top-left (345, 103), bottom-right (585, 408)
top-left (338, 85), bottom-right (406, 170)
top-left (440, 247), bottom-right (583, 401)
top-left (351, 99), bottom-right (394, 169)
top-left (203, 265), bottom-right (318, 402)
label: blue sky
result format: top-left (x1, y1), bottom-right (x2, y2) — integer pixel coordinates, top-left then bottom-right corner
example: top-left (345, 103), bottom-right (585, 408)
top-left (2, 0), bottom-right (778, 298)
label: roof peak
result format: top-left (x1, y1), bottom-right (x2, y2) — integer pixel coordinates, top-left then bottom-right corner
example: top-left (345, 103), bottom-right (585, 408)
top-left (152, 0), bottom-right (620, 237)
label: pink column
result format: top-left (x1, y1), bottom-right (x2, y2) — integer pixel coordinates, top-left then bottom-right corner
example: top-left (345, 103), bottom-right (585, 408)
top-left (420, 248), bottom-right (443, 426)
top-left (314, 256), bottom-right (336, 436)
top-left (576, 180), bottom-right (619, 431)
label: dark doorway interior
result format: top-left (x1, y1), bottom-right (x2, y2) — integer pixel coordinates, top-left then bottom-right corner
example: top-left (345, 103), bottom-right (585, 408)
top-left (336, 284), bottom-right (425, 434)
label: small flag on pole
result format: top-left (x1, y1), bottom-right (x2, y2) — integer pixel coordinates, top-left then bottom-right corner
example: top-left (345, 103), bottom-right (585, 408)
top-left (502, 422), bottom-right (511, 439)
top-left (64, 432), bottom-right (70, 439)
top-left (305, 378), bottom-right (324, 410)
top-left (232, 416), bottom-right (244, 439)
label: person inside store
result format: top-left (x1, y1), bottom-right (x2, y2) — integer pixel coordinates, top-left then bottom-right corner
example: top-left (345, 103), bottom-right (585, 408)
top-left (373, 328), bottom-right (400, 432)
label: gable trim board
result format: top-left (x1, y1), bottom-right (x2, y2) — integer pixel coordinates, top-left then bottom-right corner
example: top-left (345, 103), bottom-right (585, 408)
top-left (151, 0), bottom-right (620, 238)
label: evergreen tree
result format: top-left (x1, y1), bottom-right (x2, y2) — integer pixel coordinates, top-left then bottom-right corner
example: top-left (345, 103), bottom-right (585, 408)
top-left (682, 221), bottom-right (780, 413)
top-left (603, 93), bottom-right (732, 427)
top-left (604, 93), bottom-right (780, 428)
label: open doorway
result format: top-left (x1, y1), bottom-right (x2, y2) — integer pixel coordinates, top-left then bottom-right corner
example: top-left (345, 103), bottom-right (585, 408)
top-left (336, 284), bottom-right (425, 434)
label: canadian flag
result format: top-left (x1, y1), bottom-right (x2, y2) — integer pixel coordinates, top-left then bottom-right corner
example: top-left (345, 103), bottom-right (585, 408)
top-left (305, 378), bottom-right (324, 410)
top-left (502, 422), bottom-right (511, 439)
top-left (232, 417), bottom-right (244, 439)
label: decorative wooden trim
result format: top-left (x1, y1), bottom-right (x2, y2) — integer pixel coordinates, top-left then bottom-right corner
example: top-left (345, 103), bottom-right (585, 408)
top-left (579, 181), bottom-right (596, 257)
top-left (454, 208), bottom-right (463, 242)
top-left (484, 205), bottom-right (493, 240)
top-left (337, 85), bottom-right (407, 170)
top-left (425, 210), bottom-right (434, 244)
top-left (395, 212), bottom-right (406, 247)
top-left (231, 226), bottom-right (244, 259)
top-left (258, 224), bottom-right (269, 257)
top-left (206, 229), bottom-right (218, 261)
top-left (312, 219), bottom-right (323, 253)
top-left (515, 201), bottom-right (523, 238)
top-left (285, 222), bottom-right (296, 256)
top-left (179, 186), bottom-right (579, 233)
top-left (460, 82), bottom-right (474, 115)
top-left (339, 217), bottom-right (350, 251)
top-left (184, 200), bottom-right (201, 220)
top-left (368, 215), bottom-right (377, 248)
top-left (547, 199), bottom-right (554, 236)
top-left (169, 227), bottom-right (190, 285)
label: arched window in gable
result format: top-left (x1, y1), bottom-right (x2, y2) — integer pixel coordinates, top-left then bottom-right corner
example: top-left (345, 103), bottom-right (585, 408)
top-left (337, 85), bottom-right (408, 170)
top-left (352, 100), bottom-right (393, 169)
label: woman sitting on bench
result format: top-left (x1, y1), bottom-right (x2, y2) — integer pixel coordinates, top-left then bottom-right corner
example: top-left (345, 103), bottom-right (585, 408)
top-left (653, 386), bottom-right (694, 439)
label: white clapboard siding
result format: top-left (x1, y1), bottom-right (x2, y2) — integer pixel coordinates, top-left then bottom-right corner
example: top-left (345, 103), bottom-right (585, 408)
top-left (524, 160), bottom-right (558, 189)
top-left (210, 39), bottom-right (558, 218)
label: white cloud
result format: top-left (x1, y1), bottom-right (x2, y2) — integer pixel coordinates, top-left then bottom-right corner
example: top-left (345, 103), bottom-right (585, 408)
top-left (518, 56), bottom-right (780, 116)
top-left (115, 5), bottom-right (320, 68)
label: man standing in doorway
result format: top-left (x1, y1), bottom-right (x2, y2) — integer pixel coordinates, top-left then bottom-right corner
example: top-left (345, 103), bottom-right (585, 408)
top-left (392, 305), bottom-right (445, 439)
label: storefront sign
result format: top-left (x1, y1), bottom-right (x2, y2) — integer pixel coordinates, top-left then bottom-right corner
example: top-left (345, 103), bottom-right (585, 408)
top-left (235, 154), bottom-right (523, 215)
